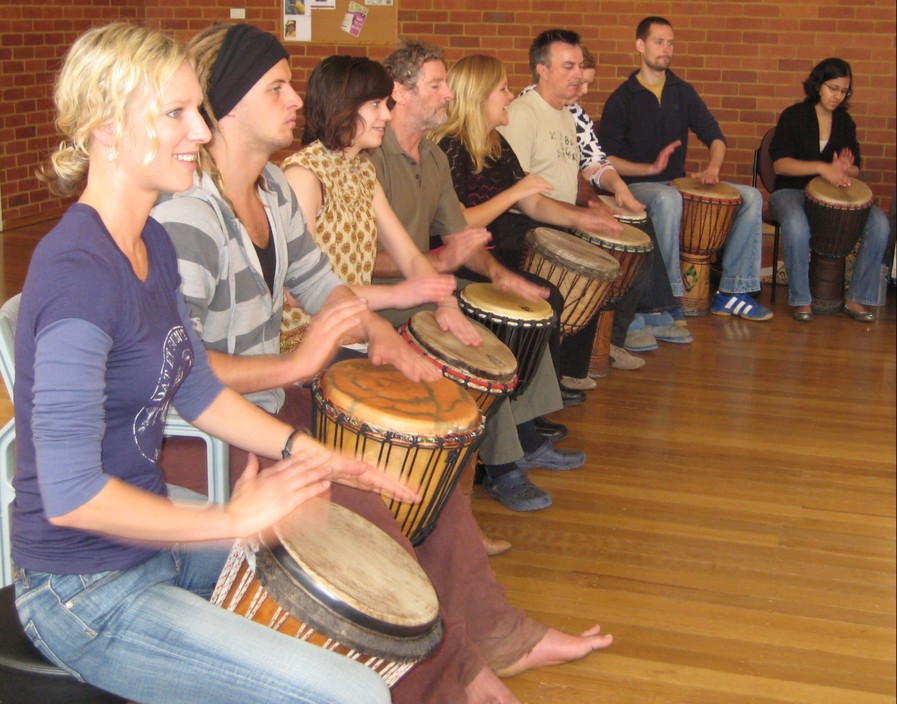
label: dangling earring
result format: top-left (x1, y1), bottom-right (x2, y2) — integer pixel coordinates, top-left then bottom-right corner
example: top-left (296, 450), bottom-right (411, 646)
top-left (107, 146), bottom-right (117, 162)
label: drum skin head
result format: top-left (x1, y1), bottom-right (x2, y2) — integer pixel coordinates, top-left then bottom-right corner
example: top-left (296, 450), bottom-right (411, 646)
top-left (318, 358), bottom-right (482, 436)
top-left (459, 282), bottom-right (554, 321)
top-left (805, 176), bottom-right (873, 208)
top-left (597, 194), bottom-right (648, 222)
top-left (526, 227), bottom-right (621, 279)
top-left (406, 311), bottom-right (517, 383)
top-left (270, 499), bottom-right (440, 631)
top-left (672, 177), bottom-right (741, 202)
top-left (578, 221), bottom-right (652, 251)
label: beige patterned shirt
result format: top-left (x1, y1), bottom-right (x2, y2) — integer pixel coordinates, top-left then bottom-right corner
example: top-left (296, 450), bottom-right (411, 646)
top-left (280, 141), bottom-right (378, 351)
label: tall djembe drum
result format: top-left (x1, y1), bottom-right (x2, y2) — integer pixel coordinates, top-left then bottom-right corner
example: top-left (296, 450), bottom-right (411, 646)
top-left (672, 178), bottom-right (742, 315)
top-left (312, 359), bottom-right (483, 545)
top-left (520, 227), bottom-right (620, 338)
top-left (804, 176), bottom-right (874, 314)
top-left (582, 197), bottom-right (654, 377)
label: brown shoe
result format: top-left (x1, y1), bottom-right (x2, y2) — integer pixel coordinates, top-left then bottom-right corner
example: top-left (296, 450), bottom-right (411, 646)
top-left (481, 534), bottom-right (512, 557)
top-left (610, 344), bottom-right (646, 370)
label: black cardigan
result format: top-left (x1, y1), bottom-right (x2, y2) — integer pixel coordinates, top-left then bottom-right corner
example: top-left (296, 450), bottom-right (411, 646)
top-left (769, 101), bottom-right (861, 192)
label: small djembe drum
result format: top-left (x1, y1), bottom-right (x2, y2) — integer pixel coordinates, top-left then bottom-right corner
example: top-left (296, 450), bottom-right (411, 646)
top-left (520, 227), bottom-right (620, 338)
top-left (672, 178), bottom-right (742, 315)
top-left (312, 359), bottom-right (483, 545)
top-left (399, 310), bottom-right (518, 419)
top-left (457, 282), bottom-right (556, 397)
top-left (212, 499), bottom-right (443, 687)
top-left (804, 176), bottom-right (874, 314)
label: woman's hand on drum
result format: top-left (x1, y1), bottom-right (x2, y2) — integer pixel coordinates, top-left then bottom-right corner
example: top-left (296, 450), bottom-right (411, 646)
top-left (821, 149), bottom-right (855, 187)
top-left (226, 452), bottom-right (337, 538)
top-left (614, 187), bottom-right (646, 215)
top-left (290, 296), bottom-right (368, 380)
top-left (579, 200), bottom-right (623, 233)
top-left (393, 274), bottom-right (457, 308)
top-left (366, 316), bottom-right (442, 383)
top-left (833, 147), bottom-right (855, 169)
top-left (286, 432), bottom-right (423, 503)
top-left (432, 227), bottom-right (492, 273)
top-left (492, 267), bottom-right (550, 302)
top-left (649, 140), bottom-right (682, 176)
top-left (435, 300), bottom-right (482, 346)
top-left (513, 172), bottom-right (554, 200)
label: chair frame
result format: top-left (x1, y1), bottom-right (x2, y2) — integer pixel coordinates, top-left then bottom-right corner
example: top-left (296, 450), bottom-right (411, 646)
top-left (0, 294), bottom-right (229, 588)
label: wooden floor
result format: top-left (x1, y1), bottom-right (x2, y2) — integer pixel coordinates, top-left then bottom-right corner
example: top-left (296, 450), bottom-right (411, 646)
top-left (2, 221), bottom-right (895, 703)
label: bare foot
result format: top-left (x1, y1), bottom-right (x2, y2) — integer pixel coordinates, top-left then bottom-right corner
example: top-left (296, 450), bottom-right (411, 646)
top-left (465, 666), bottom-right (520, 704)
top-left (495, 624), bottom-right (613, 678)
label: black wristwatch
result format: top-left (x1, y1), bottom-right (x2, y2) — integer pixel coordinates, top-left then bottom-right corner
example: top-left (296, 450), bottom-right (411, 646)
top-left (282, 427), bottom-right (309, 459)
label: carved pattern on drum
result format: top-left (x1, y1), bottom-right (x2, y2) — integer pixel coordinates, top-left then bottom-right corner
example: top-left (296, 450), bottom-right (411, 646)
top-left (314, 360), bottom-right (483, 544)
top-left (521, 227), bottom-right (620, 338)
top-left (672, 178), bottom-right (742, 315)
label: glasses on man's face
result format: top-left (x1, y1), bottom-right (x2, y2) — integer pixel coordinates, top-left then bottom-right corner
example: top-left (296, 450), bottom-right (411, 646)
top-left (823, 83), bottom-right (852, 98)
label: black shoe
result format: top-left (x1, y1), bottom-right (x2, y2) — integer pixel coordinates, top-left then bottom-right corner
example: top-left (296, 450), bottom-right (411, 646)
top-left (533, 416), bottom-right (568, 441)
top-left (561, 387), bottom-right (585, 407)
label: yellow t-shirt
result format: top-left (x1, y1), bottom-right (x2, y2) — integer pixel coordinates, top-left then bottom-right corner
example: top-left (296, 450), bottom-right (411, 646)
top-left (637, 74), bottom-right (665, 105)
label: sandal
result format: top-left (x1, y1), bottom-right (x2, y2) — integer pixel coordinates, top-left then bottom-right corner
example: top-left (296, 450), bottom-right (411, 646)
top-left (482, 468), bottom-right (552, 512)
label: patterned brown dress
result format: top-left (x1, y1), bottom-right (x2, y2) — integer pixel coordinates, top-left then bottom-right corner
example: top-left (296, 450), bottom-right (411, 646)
top-left (280, 141), bottom-right (378, 352)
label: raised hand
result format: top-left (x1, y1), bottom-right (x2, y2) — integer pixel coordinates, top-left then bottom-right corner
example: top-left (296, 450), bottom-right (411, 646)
top-left (651, 139), bottom-right (682, 175)
top-left (433, 226), bottom-right (492, 272)
top-left (289, 296), bottom-right (367, 379)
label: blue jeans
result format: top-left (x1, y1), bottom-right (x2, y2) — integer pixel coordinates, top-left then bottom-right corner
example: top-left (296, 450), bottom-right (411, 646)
top-left (13, 547), bottom-right (390, 704)
top-left (629, 181), bottom-right (763, 297)
top-left (769, 188), bottom-right (889, 307)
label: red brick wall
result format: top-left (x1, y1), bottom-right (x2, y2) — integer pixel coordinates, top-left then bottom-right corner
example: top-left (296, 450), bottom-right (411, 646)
top-left (2, 0), bottom-right (894, 229)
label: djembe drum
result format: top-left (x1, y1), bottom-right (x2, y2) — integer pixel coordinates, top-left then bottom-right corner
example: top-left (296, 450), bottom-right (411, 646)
top-left (804, 176), bottom-right (874, 314)
top-left (520, 227), bottom-right (620, 338)
top-left (212, 499), bottom-right (443, 687)
top-left (579, 209), bottom-right (654, 378)
top-left (312, 359), bottom-right (483, 545)
top-left (457, 282), bottom-right (556, 397)
top-left (399, 310), bottom-right (518, 418)
top-left (672, 178), bottom-right (742, 315)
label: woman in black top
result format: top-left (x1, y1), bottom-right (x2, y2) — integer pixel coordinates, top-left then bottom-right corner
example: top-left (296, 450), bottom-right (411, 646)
top-left (769, 57), bottom-right (889, 322)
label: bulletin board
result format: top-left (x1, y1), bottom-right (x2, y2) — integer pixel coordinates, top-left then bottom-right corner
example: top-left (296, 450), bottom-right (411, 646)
top-left (284, 0), bottom-right (397, 45)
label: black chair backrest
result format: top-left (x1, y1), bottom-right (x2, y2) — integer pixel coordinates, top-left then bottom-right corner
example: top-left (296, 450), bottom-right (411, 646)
top-left (753, 128), bottom-right (777, 194)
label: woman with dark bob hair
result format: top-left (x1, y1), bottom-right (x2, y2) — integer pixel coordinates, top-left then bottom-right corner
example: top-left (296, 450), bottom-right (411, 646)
top-left (280, 55), bottom-right (479, 351)
top-left (769, 57), bottom-right (889, 322)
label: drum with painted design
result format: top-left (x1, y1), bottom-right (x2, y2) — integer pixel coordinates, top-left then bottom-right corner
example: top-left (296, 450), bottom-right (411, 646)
top-left (312, 359), bottom-right (483, 545)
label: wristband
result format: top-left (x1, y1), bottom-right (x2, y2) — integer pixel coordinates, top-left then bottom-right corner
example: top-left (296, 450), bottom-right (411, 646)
top-left (282, 426), bottom-right (309, 459)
